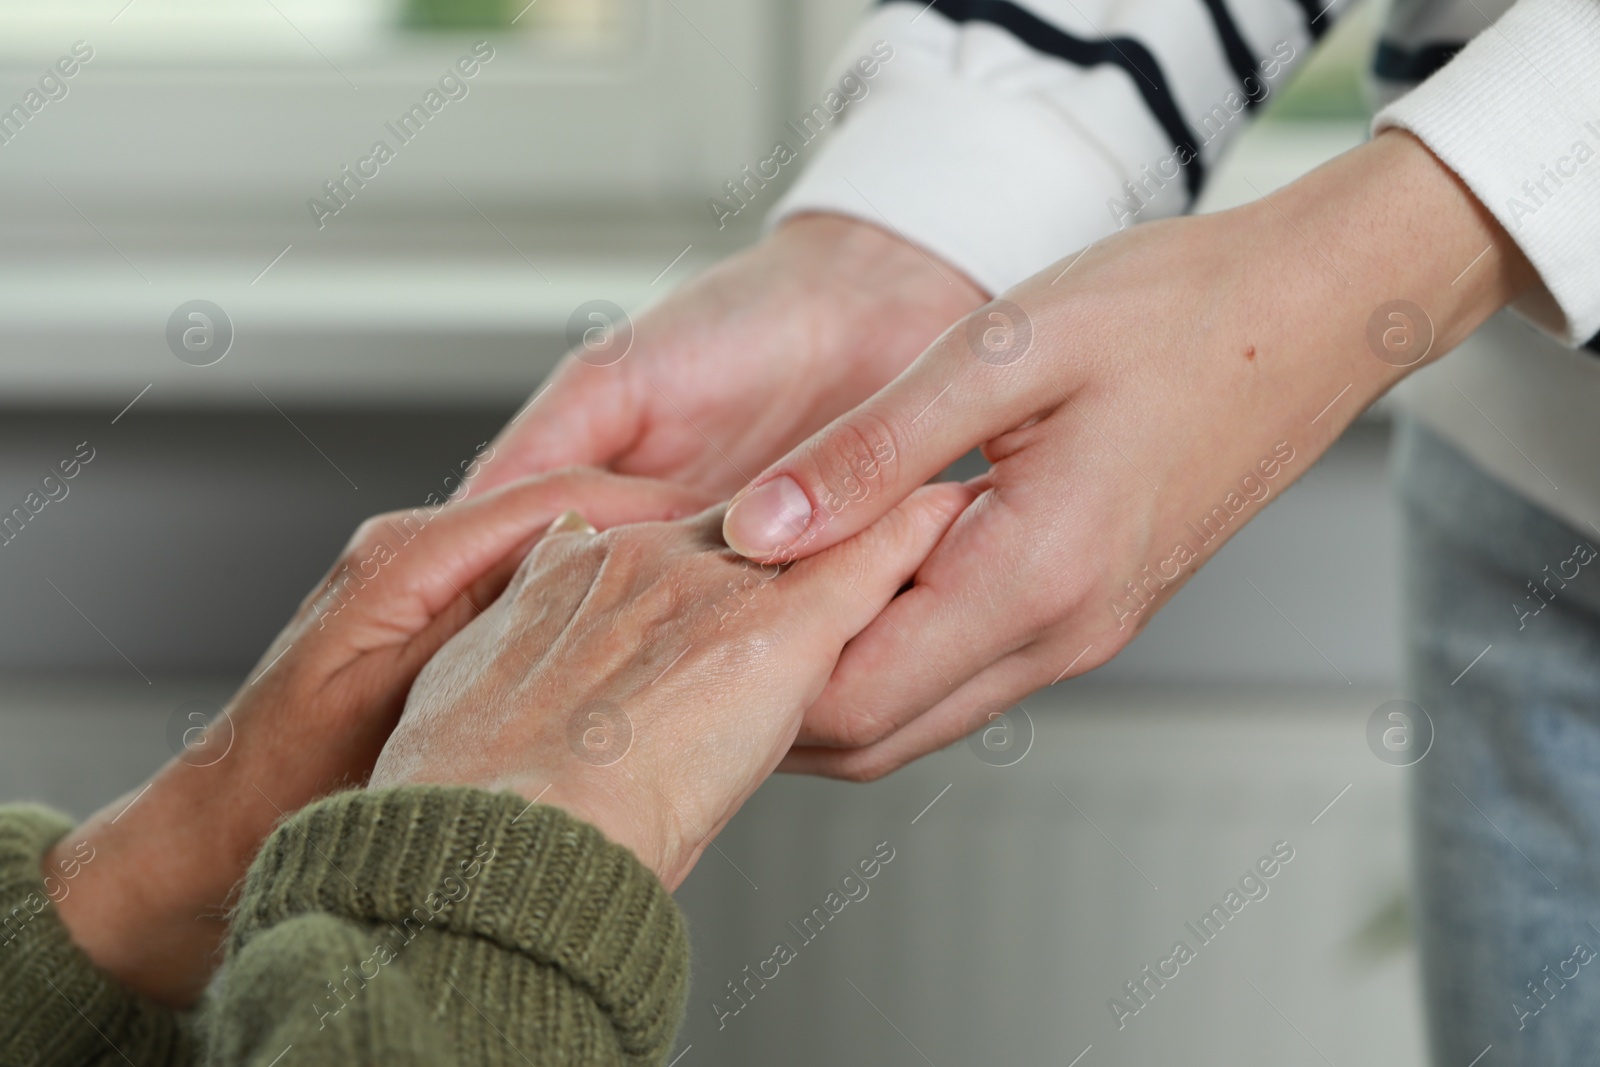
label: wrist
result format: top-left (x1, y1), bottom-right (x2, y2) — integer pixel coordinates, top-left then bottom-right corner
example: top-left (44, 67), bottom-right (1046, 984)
top-left (1212, 129), bottom-right (1535, 435)
top-left (773, 212), bottom-right (988, 340)
top-left (50, 761), bottom-right (256, 1006)
top-left (1256, 129), bottom-right (1532, 382)
top-left (496, 774), bottom-right (691, 890)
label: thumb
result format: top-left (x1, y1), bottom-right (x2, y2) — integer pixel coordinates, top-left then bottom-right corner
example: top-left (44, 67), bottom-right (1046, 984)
top-left (319, 470), bottom-right (712, 633)
top-left (465, 357), bottom-right (645, 498)
top-left (721, 299), bottom-right (1042, 561)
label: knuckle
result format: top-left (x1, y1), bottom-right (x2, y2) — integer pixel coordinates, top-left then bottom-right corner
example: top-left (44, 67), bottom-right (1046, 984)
top-left (824, 706), bottom-right (898, 751)
top-left (1041, 627), bottom-right (1122, 681)
top-left (344, 514), bottom-right (398, 563)
top-left (514, 518), bottom-right (620, 589)
top-left (1000, 527), bottom-right (1089, 624)
top-left (348, 514), bottom-right (385, 550)
top-left (828, 747), bottom-right (901, 783)
top-left (807, 411), bottom-right (903, 519)
top-left (592, 532), bottom-right (712, 622)
top-left (729, 626), bottom-right (784, 667)
top-left (592, 526), bottom-right (668, 586)
top-left (694, 618), bottom-right (784, 679)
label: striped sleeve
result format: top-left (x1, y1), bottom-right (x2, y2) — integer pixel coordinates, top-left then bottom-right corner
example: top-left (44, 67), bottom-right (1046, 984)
top-left (1373, 0), bottom-right (1600, 348)
top-left (767, 0), bottom-right (1350, 295)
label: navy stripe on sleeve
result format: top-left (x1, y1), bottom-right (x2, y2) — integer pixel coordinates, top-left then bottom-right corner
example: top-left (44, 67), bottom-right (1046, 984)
top-left (884, 0), bottom-right (1206, 198)
top-left (1198, 0), bottom-right (1266, 109)
top-left (1372, 38), bottom-right (1466, 83)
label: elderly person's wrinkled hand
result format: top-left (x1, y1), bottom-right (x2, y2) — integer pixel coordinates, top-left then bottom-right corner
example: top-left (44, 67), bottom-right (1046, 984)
top-left (372, 482), bottom-right (973, 888)
top-left (48, 470), bottom-right (712, 1005)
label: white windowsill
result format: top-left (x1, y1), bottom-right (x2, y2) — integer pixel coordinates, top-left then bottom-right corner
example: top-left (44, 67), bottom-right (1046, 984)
top-left (0, 121), bottom-right (1370, 408)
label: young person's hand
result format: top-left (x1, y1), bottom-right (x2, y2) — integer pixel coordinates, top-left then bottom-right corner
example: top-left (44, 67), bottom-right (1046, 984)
top-left (47, 470), bottom-right (712, 1006)
top-left (466, 214), bottom-right (986, 498)
top-left (371, 484), bottom-right (972, 890)
top-left (712, 131), bottom-right (1536, 780)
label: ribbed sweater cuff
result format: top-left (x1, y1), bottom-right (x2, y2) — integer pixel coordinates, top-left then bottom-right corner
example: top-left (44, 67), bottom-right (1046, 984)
top-left (232, 786), bottom-right (688, 1058)
top-left (0, 806), bottom-right (190, 1067)
top-left (1374, 0), bottom-right (1600, 346)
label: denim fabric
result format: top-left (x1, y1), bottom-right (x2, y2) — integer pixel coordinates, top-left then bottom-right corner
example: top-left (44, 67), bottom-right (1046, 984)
top-left (1396, 415), bottom-right (1600, 1065)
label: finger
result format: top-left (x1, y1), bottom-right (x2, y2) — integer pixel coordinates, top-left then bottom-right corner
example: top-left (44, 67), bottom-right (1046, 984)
top-left (780, 646), bottom-right (1056, 781)
top-left (720, 298), bottom-right (1053, 562)
top-left (785, 477), bottom-right (1042, 749)
top-left (311, 469), bottom-right (713, 633)
top-left (771, 481), bottom-right (977, 655)
top-left (794, 391), bottom-right (1151, 755)
top-left (799, 418), bottom-right (1129, 752)
top-left (464, 357), bottom-right (647, 498)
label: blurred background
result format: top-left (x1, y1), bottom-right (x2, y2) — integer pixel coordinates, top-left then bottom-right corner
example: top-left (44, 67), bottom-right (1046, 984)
top-left (0, 0), bottom-right (1432, 1063)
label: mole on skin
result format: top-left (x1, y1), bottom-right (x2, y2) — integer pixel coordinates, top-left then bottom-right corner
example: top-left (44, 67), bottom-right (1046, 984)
top-left (1244, 345), bottom-right (1256, 361)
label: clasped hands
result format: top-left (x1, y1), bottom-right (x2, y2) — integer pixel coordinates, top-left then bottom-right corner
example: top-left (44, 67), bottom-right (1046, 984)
top-left (49, 128), bottom-right (1534, 1009)
top-left (49, 462), bottom-right (971, 1006)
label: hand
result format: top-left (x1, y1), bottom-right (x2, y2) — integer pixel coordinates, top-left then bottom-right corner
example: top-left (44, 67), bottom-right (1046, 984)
top-left (716, 131), bottom-right (1536, 779)
top-left (466, 214), bottom-right (986, 498)
top-left (370, 484), bottom-right (973, 890)
top-left (48, 470), bottom-right (712, 1005)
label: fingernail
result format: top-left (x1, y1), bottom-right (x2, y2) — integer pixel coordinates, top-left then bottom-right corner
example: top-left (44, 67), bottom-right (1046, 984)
top-left (724, 476), bottom-right (812, 557)
top-left (546, 509), bottom-right (597, 536)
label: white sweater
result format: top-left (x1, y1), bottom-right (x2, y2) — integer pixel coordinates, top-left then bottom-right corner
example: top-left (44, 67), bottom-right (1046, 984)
top-left (771, 0), bottom-right (1600, 537)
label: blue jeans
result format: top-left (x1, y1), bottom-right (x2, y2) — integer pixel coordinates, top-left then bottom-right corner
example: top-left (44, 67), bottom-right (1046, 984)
top-left (1396, 416), bottom-right (1600, 1064)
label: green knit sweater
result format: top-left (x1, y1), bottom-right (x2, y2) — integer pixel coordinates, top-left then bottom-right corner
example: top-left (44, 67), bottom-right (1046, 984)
top-left (0, 787), bottom-right (689, 1066)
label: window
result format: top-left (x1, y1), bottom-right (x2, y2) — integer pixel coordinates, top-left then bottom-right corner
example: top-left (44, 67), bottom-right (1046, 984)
top-left (0, 0), bottom-right (650, 71)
